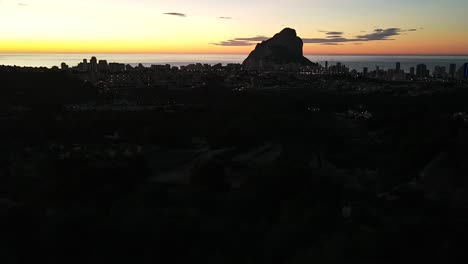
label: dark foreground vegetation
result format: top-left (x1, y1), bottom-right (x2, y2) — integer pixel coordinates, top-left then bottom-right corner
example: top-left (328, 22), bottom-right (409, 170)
top-left (1, 70), bottom-right (468, 263)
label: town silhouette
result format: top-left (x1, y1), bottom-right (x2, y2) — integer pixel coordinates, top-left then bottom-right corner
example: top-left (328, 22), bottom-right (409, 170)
top-left (1, 27), bottom-right (468, 263)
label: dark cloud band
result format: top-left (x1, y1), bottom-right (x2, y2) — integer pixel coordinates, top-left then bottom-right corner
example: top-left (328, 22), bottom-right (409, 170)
top-left (325, 31), bottom-right (343, 35)
top-left (212, 28), bottom-right (418, 46)
top-left (163, 12), bottom-right (186, 17)
top-left (211, 36), bottom-right (269, 46)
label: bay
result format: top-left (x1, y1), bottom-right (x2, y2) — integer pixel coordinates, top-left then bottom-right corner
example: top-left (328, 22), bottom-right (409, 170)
top-left (1, 53), bottom-right (467, 73)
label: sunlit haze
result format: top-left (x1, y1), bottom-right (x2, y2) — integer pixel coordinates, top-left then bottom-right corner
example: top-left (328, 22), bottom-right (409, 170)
top-left (1, 0), bottom-right (467, 54)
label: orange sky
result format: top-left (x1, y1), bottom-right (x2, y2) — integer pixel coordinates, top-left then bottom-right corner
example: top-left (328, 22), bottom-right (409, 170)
top-left (0, 0), bottom-right (467, 55)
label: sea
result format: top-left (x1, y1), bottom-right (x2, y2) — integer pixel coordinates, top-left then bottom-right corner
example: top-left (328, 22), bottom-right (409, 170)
top-left (1, 53), bottom-right (467, 73)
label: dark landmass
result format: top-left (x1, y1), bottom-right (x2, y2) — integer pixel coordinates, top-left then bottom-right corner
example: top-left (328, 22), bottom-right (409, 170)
top-left (1, 52), bottom-right (468, 263)
top-left (243, 28), bottom-right (315, 71)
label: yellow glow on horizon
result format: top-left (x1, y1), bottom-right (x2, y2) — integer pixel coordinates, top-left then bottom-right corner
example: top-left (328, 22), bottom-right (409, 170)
top-left (2, 32), bottom-right (468, 55)
top-left (1, 0), bottom-right (467, 55)
top-left (0, 38), bottom-right (253, 54)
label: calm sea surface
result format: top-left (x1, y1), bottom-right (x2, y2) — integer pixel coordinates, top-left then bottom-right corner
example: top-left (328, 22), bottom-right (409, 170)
top-left (1, 53), bottom-right (467, 73)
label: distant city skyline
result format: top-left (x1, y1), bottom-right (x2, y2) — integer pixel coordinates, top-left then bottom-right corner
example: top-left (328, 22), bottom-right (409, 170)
top-left (0, 0), bottom-right (467, 54)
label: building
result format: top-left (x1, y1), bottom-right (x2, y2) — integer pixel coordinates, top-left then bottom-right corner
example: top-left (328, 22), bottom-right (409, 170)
top-left (433, 66), bottom-right (446, 79)
top-left (109, 63), bottom-right (125, 73)
top-left (410, 67), bottom-right (415, 76)
top-left (396, 62), bottom-right (401, 72)
top-left (449, 64), bottom-right (456, 79)
top-left (416, 64), bottom-right (428, 78)
top-left (340, 64), bottom-right (349, 74)
top-left (82, 59), bottom-right (88, 72)
top-left (464, 63), bottom-right (468, 80)
top-left (98, 60), bottom-right (109, 72)
top-left (440, 66), bottom-right (447, 78)
top-left (90, 57), bottom-right (98, 72)
top-left (225, 63), bottom-right (241, 71)
top-left (456, 63), bottom-right (468, 80)
top-left (363, 67), bottom-right (368, 76)
top-left (151, 64), bottom-right (171, 71)
top-left (60, 62), bottom-right (69, 70)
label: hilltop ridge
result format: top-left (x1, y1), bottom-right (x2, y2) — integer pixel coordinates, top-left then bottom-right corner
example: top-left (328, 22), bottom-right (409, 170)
top-left (243, 28), bottom-right (314, 70)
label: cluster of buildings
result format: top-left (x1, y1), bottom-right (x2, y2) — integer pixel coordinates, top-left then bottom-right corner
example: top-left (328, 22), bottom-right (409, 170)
top-left (62, 57), bottom-right (127, 73)
top-left (54, 57), bottom-right (251, 96)
top-left (60, 57), bottom-right (243, 74)
top-left (321, 61), bottom-right (468, 81)
top-left (53, 57), bottom-right (468, 84)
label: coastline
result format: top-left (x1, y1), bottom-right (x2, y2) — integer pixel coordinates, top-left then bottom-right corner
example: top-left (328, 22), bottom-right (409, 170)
top-left (1, 53), bottom-right (467, 72)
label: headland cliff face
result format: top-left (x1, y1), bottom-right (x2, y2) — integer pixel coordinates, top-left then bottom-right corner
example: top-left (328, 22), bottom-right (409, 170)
top-left (243, 28), bottom-right (314, 70)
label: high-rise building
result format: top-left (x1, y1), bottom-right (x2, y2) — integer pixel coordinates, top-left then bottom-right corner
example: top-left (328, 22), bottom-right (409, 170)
top-left (416, 64), bottom-right (428, 78)
top-left (325, 61), bottom-right (328, 69)
top-left (449, 64), bottom-right (456, 79)
top-left (337, 62), bottom-right (342, 74)
top-left (410, 67), bottom-right (415, 76)
top-left (433, 66), bottom-right (447, 79)
top-left (441, 66), bottom-right (447, 78)
top-left (363, 67), bottom-right (368, 75)
top-left (433, 66), bottom-right (440, 78)
top-left (396, 62), bottom-right (401, 72)
top-left (463, 63), bottom-right (468, 80)
top-left (342, 65), bottom-right (349, 74)
top-left (98, 60), bottom-right (109, 72)
top-left (90, 57), bottom-right (98, 72)
top-left (82, 59), bottom-right (88, 72)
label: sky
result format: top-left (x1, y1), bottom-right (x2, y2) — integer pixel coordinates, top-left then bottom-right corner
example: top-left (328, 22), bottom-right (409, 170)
top-left (0, 0), bottom-right (467, 54)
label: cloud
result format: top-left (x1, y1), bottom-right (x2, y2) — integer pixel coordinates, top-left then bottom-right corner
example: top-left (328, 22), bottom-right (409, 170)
top-left (327, 35), bottom-right (343, 39)
top-left (211, 28), bottom-right (418, 46)
top-left (234, 36), bottom-right (269, 41)
top-left (211, 36), bottom-right (268, 46)
top-left (318, 30), bottom-right (343, 35)
top-left (302, 37), bottom-right (351, 44)
top-left (309, 28), bottom-right (418, 43)
top-left (320, 43), bottom-right (343, 46)
top-left (211, 40), bottom-right (256, 46)
top-left (17, 2), bottom-right (29, 6)
top-left (325, 31), bottom-right (343, 35)
top-left (355, 28), bottom-right (404, 40)
top-left (163, 12), bottom-right (186, 17)
top-left (358, 28), bottom-right (418, 39)
top-left (219, 17), bottom-right (233, 19)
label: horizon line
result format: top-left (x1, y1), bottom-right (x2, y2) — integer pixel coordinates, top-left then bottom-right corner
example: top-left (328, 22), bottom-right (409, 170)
top-left (1, 52), bottom-right (468, 56)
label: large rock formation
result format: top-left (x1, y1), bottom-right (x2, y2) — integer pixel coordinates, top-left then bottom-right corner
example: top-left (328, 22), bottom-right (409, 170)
top-left (243, 28), bottom-right (314, 71)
